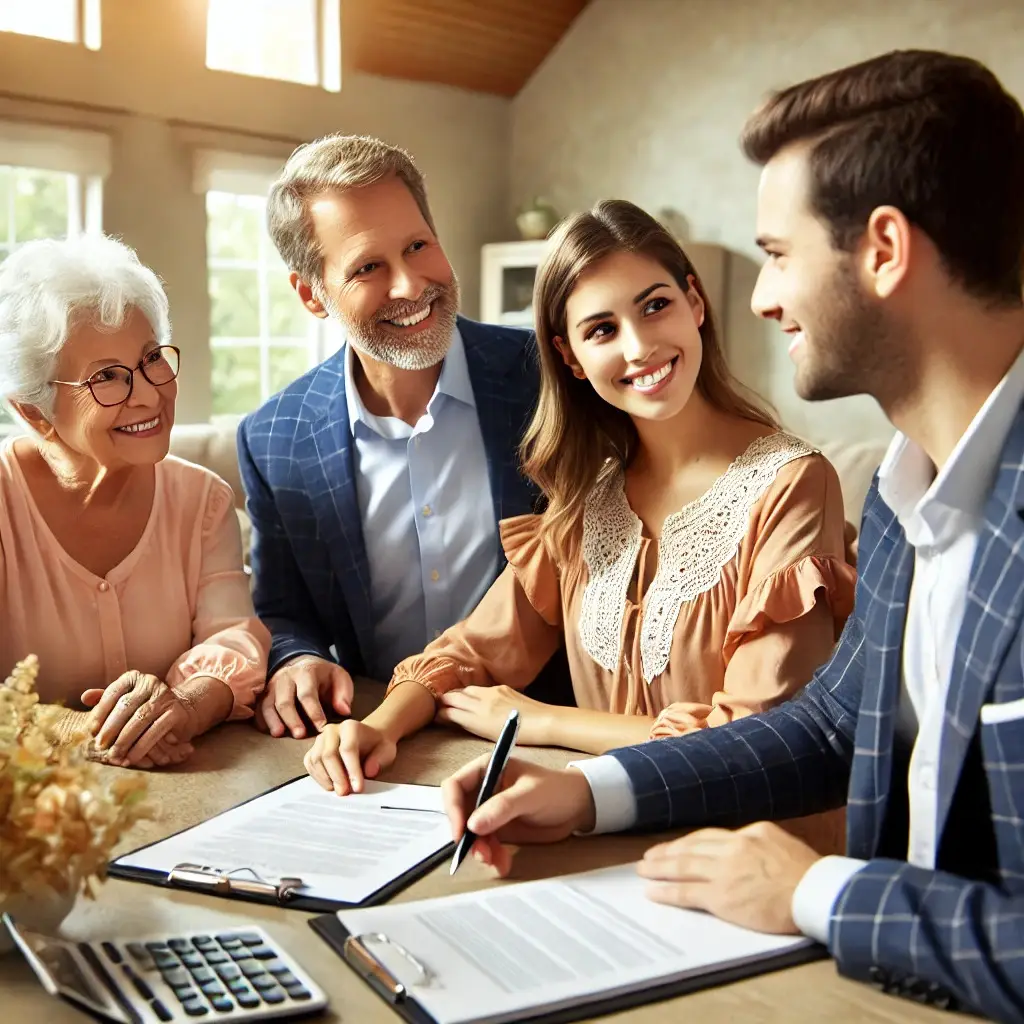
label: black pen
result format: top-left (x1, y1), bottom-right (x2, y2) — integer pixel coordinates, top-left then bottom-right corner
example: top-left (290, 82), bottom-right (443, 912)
top-left (450, 710), bottom-right (520, 876)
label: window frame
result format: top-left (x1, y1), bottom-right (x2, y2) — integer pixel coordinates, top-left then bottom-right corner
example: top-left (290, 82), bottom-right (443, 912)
top-left (0, 0), bottom-right (101, 50)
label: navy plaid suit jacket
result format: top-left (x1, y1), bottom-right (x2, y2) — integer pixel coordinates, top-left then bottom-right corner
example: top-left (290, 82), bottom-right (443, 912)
top-left (237, 317), bottom-right (542, 678)
top-left (607, 400), bottom-right (1024, 1021)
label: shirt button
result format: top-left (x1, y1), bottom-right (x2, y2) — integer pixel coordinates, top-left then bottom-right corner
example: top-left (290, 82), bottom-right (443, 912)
top-left (430, 570), bottom-right (440, 582)
top-left (97, 581), bottom-right (109, 593)
top-left (919, 765), bottom-right (936, 790)
top-left (422, 505), bottom-right (433, 517)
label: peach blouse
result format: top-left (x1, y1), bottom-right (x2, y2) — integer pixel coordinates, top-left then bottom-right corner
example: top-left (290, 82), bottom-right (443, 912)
top-left (0, 441), bottom-right (270, 716)
top-left (389, 433), bottom-right (857, 738)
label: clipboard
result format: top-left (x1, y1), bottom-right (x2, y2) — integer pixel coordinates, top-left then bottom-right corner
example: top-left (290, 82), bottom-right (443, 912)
top-left (108, 775), bottom-right (456, 913)
top-left (309, 912), bottom-right (827, 1024)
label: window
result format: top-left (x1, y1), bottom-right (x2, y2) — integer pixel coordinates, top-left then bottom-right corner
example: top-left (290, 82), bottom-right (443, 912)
top-left (0, 122), bottom-right (109, 430)
top-left (205, 0), bottom-right (340, 92)
top-left (0, 0), bottom-right (101, 49)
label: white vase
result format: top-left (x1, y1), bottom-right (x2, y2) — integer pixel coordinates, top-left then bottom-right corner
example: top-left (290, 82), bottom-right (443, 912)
top-left (0, 889), bottom-right (77, 955)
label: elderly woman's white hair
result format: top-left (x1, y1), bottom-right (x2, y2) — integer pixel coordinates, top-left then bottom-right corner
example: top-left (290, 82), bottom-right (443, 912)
top-left (0, 234), bottom-right (171, 418)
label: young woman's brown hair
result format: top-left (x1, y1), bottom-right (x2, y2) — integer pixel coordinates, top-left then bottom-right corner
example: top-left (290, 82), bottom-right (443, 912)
top-left (521, 199), bottom-right (777, 552)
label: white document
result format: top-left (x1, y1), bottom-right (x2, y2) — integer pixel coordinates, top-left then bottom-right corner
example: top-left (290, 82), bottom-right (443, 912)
top-left (114, 778), bottom-right (452, 905)
top-left (336, 863), bottom-right (814, 1024)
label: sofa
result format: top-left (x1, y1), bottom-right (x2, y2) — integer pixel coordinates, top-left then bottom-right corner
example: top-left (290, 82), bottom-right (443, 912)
top-left (168, 422), bottom-right (892, 568)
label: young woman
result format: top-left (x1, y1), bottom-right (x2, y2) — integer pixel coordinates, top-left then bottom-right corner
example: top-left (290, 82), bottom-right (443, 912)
top-left (305, 200), bottom-right (855, 819)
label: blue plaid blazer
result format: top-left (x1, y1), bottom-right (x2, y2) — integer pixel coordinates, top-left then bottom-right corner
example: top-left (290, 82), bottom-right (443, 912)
top-left (237, 317), bottom-right (542, 678)
top-left (608, 400), bottom-right (1024, 1021)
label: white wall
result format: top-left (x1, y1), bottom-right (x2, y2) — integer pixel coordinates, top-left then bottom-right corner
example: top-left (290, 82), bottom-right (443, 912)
top-left (0, 0), bottom-right (512, 421)
top-left (511, 0), bottom-right (1024, 445)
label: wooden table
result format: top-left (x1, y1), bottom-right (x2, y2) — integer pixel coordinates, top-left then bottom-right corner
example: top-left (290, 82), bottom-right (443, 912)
top-left (2, 683), bottom-right (961, 1022)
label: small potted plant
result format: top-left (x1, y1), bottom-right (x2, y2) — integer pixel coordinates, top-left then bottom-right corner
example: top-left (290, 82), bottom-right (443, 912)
top-left (0, 655), bottom-right (151, 951)
top-left (516, 197), bottom-right (559, 240)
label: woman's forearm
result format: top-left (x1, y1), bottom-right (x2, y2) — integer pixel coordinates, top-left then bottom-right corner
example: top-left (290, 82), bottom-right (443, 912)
top-left (539, 705), bottom-right (656, 754)
top-left (172, 676), bottom-right (235, 736)
top-left (363, 681), bottom-right (437, 744)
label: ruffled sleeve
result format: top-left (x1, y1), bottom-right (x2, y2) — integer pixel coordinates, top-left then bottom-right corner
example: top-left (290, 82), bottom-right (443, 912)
top-left (387, 514), bottom-right (564, 700)
top-left (651, 451), bottom-right (856, 738)
top-left (165, 478), bottom-right (272, 721)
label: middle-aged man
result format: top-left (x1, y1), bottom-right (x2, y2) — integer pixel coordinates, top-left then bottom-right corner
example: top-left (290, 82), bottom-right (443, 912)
top-left (237, 135), bottom-right (543, 738)
top-left (441, 50), bottom-right (1024, 1021)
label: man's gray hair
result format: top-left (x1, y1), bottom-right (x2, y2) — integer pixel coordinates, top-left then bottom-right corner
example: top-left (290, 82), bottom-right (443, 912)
top-left (267, 133), bottom-right (435, 288)
top-left (0, 234), bottom-right (171, 418)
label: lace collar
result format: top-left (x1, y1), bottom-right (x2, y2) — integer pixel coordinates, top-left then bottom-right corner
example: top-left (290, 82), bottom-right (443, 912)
top-left (578, 432), bottom-right (815, 683)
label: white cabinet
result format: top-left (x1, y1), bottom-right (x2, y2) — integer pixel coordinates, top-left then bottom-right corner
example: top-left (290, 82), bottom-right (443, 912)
top-left (480, 238), bottom-right (728, 333)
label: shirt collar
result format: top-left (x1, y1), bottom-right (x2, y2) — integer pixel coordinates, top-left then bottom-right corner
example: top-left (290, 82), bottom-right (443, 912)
top-left (344, 325), bottom-right (473, 436)
top-left (878, 344), bottom-right (1024, 547)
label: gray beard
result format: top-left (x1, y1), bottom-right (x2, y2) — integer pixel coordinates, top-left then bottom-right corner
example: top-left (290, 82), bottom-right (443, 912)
top-left (320, 278), bottom-right (460, 371)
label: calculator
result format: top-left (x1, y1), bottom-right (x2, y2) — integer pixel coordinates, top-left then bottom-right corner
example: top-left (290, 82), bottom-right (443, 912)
top-left (3, 914), bottom-right (329, 1023)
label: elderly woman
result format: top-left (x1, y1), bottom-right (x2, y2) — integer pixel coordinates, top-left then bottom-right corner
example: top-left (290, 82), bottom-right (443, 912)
top-left (0, 234), bottom-right (270, 768)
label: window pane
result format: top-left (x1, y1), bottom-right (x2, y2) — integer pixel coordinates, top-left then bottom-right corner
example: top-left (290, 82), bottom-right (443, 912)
top-left (206, 0), bottom-right (318, 86)
top-left (12, 168), bottom-right (70, 242)
top-left (209, 268), bottom-right (260, 338)
top-left (211, 345), bottom-right (262, 417)
top-left (207, 191), bottom-right (262, 260)
top-left (0, 167), bottom-right (10, 243)
top-left (266, 269), bottom-right (308, 337)
top-left (0, 0), bottom-right (77, 42)
top-left (267, 345), bottom-right (311, 395)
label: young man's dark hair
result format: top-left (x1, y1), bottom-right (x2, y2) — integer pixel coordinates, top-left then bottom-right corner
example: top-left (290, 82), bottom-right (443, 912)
top-left (742, 49), bottom-right (1024, 304)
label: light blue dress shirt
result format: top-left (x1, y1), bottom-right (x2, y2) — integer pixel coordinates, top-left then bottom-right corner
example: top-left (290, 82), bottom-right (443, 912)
top-left (344, 328), bottom-right (499, 681)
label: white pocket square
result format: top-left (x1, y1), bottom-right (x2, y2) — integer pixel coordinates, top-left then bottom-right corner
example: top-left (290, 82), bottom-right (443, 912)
top-left (980, 697), bottom-right (1024, 725)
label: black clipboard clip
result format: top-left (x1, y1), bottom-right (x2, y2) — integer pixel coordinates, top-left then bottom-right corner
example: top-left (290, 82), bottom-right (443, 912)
top-left (343, 932), bottom-right (433, 1003)
top-left (167, 863), bottom-right (304, 903)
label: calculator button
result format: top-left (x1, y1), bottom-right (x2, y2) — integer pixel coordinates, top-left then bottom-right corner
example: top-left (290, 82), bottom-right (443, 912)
top-left (275, 971), bottom-right (298, 987)
top-left (173, 986), bottom-right (199, 1003)
top-left (285, 985), bottom-right (312, 1001)
top-left (101, 942), bottom-right (122, 964)
top-left (260, 987), bottom-right (286, 1004)
top-left (210, 996), bottom-right (234, 1013)
top-left (191, 966), bottom-right (215, 984)
top-left (265, 959), bottom-right (288, 975)
top-left (217, 937), bottom-right (244, 950)
top-left (180, 952), bottom-right (204, 969)
top-left (169, 939), bottom-right (192, 953)
top-left (162, 967), bottom-right (191, 989)
top-left (250, 974), bottom-right (276, 990)
top-left (192, 935), bottom-right (215, 949)
top-left (152, 951), bottom-right (179, 970)
top-left (128, 943), bottom-right (150, 962)
top-left (124, 968), bottom-right (153, 1000)
top-left (145, 942), bottom-right (171, 954)
top-left (203, 951), bottom-right (229, 965)
top-left (181, 998), bottom-right (209, 1016)
top-left (248, 945), bottom-right (277, 960)
top-left (229, 947), bottom-right (254, 961)
top-left (236, 992), bottom-right (261, 1009)
top-left (226, 978), bottom-right (249, 996)
top-left (237, 959), bottom-right (264, 977)
top-left (151, 998), bottom-right (173, 1022)
top-left (200, 981), bottom-right (227, 998)
top-left (215, 963), bottom-right (241, 979)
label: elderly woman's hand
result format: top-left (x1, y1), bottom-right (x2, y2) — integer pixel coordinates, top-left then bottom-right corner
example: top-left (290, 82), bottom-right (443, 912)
top-left (82, 670), bottom-right (200, 768)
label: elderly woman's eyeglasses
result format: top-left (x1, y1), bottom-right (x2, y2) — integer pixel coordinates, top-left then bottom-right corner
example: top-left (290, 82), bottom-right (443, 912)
top-left (51, 346), bottom-right (181, 408)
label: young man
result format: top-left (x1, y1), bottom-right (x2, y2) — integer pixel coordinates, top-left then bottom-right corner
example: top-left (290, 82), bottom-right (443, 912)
top-left (443, 50), bottom-right (1024, 1019)
top-left (238, 135), bottom-right (542, 738)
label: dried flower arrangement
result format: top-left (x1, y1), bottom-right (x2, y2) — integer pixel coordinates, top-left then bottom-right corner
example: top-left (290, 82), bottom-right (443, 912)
top-left (0, 655), bottom-right (152, 907)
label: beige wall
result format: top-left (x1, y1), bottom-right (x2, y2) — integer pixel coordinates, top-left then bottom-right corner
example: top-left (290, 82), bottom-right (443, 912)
top-left (511, 0), bottom-right (1024, 446)
top-left (0, 0), bottom-right (511, 421)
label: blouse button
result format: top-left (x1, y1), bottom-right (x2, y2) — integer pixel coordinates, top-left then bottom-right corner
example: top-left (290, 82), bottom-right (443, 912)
top-left (97, 581), bottom-right (109, 593)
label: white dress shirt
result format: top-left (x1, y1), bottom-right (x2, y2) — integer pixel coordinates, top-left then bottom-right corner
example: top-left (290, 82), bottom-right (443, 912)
top-left (345, 328), bottom-right (498, 681)
top-left (574, 344), bottom-right (1024, 945)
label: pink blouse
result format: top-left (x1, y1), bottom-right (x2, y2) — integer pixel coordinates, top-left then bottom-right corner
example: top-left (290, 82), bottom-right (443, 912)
top-left (0, 441), bottom-right (270, 716)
